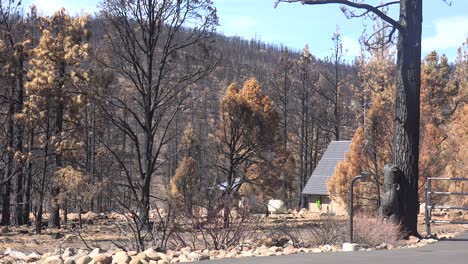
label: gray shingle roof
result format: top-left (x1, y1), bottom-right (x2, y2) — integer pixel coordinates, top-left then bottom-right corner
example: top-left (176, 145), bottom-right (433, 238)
top-left (302, 141), bottom-right (351, 195)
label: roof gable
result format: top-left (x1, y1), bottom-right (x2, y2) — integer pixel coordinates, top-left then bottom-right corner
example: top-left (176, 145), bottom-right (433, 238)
top-left (302, 140), bottom-right (351, 195)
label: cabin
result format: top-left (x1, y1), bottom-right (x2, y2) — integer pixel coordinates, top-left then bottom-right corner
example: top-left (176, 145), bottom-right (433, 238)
top-left (302, 141), bottom-right (351, 215)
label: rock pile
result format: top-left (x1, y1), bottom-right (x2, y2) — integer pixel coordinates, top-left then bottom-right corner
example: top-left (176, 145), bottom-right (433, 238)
top-left (1, 243), bottom-right (341, 264)
top-left (1, 234), bottom-right (449, 264)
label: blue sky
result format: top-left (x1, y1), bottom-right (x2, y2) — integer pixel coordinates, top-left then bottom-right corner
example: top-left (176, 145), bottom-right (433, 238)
top-left (26, 0), bottom-right (468, 62)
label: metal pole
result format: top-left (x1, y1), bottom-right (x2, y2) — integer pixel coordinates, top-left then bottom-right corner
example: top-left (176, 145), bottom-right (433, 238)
top-left (425, 178), bottom-right (432, 237)
top-left (349, 175), bottom-right (362, 243)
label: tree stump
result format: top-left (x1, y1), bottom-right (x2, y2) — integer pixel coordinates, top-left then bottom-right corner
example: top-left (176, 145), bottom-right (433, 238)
top-left (379, 164), bottom-right (405, 224)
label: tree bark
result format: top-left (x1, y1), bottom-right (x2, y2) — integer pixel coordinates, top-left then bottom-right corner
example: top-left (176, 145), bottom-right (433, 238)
top-left (391, 0), bottom-right (422, 237)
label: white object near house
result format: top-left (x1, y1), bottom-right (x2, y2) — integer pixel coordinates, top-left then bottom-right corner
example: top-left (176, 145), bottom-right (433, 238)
top-left (342, 243), bottom-right (359, 251)
top-left (268, 199), bottom-right (286, 214)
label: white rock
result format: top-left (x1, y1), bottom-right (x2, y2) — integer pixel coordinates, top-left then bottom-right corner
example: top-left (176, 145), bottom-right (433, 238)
top-left (45, 256), bottom-right (64, 264)
top-left (144, 249), bottom-right (160, 261)
top-left (112, 251), bottom-right (130, 264)
top-left (178, 255), bottom-right (190, 263)
top-left (63, 248), bottom-right (75, 259)
top-left (77, 249), bottom-right (90, 257)
top-left (76, 255), bottom-right (92, 264)
top-left (180, 247), bottom-right (191, 255)
top-left (93, 253), bottom-right (111, 264)
top-left (26, 252), bottom-right (42, 262)
top-left (89, 248), bottom-right (101, 258)
top-left (320, 245), bottom-right (333, 252)
top-left (311, 248), bottom-right (321, 253)
top-left (187, 252), bottom-right (201, 261)
top-left (5, 249), bottom-right (26, 259)
top-left (268, 246), bottom-right (281, 253)
top-left (4, 248), bottom-right (13, 255)
top-left (156, 253), bottom-right (170, 264)
top-left (170, 257), bottom-right (180, 263)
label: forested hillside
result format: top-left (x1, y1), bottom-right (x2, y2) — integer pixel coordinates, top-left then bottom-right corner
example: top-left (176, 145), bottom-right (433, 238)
top-left (0, 0), bottom-right (466, 241)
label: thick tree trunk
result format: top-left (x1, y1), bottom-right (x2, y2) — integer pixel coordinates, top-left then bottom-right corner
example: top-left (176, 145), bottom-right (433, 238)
top-left (391, 0), bottom-right (422, 237)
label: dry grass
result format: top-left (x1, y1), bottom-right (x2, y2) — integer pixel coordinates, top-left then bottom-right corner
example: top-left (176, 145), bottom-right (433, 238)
top-left (352, 215), bottom-right (402, 247)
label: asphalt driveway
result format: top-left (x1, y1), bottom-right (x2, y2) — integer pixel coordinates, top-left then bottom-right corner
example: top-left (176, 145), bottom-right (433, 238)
top-left (206, 232), bottom-right (468, 264)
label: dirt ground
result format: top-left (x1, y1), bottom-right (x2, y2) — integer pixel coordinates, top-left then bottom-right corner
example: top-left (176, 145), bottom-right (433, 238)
top-left (0, 211), bottom-right (466, 254)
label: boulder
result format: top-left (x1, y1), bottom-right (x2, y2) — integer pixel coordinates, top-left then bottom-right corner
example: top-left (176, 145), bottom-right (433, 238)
top-left (156, 253), bottom-right (170, 264)
top-left (1, 256), bottom-right (15, 264)
top-left (89, 249), bottom-right (101, 259)
top-left (44, 256), bottom-right (64, 264)
top-left (179, 247), bottom-right (191, 255)
top-left (165, 250), bottom-right (178, 259)
top-left (136, 253), bottom-right (148, 261)
top-left (310, 248), bottom-right (321, 253)
top-left (75, 255), bottom-right (92, 264)
top-left (112, 252), bottom-right (130, 264)
top-left (77, 249), bottom-right (90, 257)
top-left (5, 248), bottom-right (26, 259)
top-left (320, 244), bottom-right (333, 252)
top-left (178, 255), bottom-right (190, 263)
top-left (268, 246), bottom-right (282, 253)
top-left (187, 252), bottom-right (201, 261)
top-left (157, 258), bottom-right (169, 264)
top-left (284, 245), bottom-right (296, 255)
top-left (93, 254), bottom-right (111, 264)
top-left (143, 249), bottom-right (160, 261)
top-left (64, 257), bottom-right (76, 264)
top-left (62, 248), bottom-right (75, 259)
top-left (129, 259), bottom-right (148, 264)
top-left (26, 252), bottom-right (42, 262)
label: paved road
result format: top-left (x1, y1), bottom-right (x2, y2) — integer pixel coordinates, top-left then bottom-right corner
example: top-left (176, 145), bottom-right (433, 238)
top-left (207, 232), bottom-right (468, 264)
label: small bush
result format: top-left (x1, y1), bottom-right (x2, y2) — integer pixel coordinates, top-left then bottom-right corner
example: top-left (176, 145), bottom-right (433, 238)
top-left (353, 215), bottom-right (402, 247)
top-left (270, 216), bottom-right (346, 247)
top-left (306, 216), bottom-right (347, 246)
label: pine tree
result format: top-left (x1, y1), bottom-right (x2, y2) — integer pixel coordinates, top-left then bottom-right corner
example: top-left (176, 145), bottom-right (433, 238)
top-left (328, 127), bottom-right (376, 211)
top-left (214, 78), bottom-right (282, 225)
top-left (23, 8), bottom-right (89, 231)
top-left (419, 51), bottom-right (458, 193)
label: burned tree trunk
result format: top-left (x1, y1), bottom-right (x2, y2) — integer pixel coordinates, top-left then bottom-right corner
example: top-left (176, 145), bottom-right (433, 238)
top-left (380, 165), bottom-right (404, 222)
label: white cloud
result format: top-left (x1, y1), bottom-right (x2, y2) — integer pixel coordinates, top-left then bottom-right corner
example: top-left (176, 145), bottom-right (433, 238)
top-left (341, 35), bottom-right (361, 61)
top-left (29, 0), bottom-right (98, 16)
top-left (222, 16), bottom-right (259, 38)
top-left (422, 16), bottom-right (468, 52)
